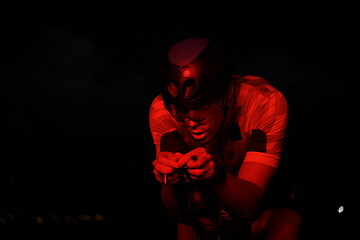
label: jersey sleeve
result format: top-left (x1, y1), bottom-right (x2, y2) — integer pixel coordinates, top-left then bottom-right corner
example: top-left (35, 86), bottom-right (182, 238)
top-left (149, 95), bottom-right (179, 154)
top-left (244, 90), bottom-right (288, 168)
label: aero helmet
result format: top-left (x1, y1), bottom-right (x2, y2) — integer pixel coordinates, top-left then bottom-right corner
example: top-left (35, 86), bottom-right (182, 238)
top-left (160, 37), bottom-right (231, 110)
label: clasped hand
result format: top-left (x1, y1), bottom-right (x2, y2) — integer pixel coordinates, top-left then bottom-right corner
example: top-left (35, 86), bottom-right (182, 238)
top-left (152, 147), bottom-right (216, 184)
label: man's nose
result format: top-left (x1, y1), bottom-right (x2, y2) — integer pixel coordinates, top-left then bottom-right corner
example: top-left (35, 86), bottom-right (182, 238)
top-left (184, 118), bottom-right (199, 128)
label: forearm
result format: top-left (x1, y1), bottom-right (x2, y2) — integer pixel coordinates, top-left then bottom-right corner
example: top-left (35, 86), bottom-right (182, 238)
top-left (161, 184), bottom-right (180, 216)
top-left (211, 171), bottom-right (261, 216)
top-left (161, 172), bottom-right (262, 218)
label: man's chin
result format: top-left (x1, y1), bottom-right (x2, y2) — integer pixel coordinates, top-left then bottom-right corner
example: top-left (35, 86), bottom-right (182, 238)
top-left (195, 137), bottom-right (207, 143)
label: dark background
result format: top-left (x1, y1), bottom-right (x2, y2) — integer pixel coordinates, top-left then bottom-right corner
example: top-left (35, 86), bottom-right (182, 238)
top-left (0, 1), bottom-right (358, 239)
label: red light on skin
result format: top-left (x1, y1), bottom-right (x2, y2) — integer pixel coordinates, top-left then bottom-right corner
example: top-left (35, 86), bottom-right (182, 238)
top-left (182, 67), bottom-right (190, 78)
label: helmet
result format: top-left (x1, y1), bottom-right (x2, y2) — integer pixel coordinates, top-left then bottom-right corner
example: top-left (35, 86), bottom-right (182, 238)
top-left (160, 37), bottom-right (231, 111)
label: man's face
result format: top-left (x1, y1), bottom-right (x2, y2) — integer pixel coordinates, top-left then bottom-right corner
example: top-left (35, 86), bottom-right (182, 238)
top-left (170, 100), bottom-right (224, 144)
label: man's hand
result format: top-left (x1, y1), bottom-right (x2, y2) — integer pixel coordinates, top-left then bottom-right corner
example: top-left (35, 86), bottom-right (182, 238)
top-left (177, 147), bottom-right (216, 180)
top-left (152, 152), bottom-right (183, 185)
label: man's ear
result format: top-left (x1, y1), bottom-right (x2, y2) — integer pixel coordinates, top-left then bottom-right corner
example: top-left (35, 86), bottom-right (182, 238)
top-left (219, 80), bottom-right (233, 108)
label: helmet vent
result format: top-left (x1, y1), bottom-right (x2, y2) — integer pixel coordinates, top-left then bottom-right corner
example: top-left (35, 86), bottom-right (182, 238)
top-left (182, 78), bottom-right (196, 98)
top-left (167, 81), bottom-right (178, 98)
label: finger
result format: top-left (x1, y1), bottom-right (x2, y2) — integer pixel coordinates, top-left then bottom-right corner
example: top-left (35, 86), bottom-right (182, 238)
top-left (153, 169), bottom-right (164, 183)
top-left (157, 152), bottom-right (178, 161)
top-left (176, 153), bottom-right (193, 168)
top-left (167, 173), bottom-right (182, 184)
top-left (202, 167), bottom-right (215, 179)
top-left (177, 147), bottom-right (206, 167)
top-left (153, 161), bottom-right (177, 174)
top-left (189, 167), bottom-right (215, 180)
top-left (174, 152), bottom-right (184, 161)
top-left (187, 160), bottom-right (214, 178)
top-left (186, 152), bottom-right (212, 169)
top-left (188, 168), bottom-right (206, 178)
top-left (157, 154), bottom-right (179, 169)
top-left (153, 168), bottom-right (165, 178)
top-left (187, 160), bottom-right (213, 176)
top-left (152, 159), bottom-right (160, 167)
top-left (154, 169), bottom-right (181, 185)
top-left (155, 175), bottom-right (163, 183)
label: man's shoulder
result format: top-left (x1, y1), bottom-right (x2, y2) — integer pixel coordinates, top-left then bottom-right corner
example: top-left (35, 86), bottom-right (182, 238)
top-left (233, 75), bottom-right (284, 100)
top-left (234, 75), bottom-right (278, 92)
top-left (150, 94), bottom-right (165, 111)
top-left (149, 94), bottom-right (174, 124)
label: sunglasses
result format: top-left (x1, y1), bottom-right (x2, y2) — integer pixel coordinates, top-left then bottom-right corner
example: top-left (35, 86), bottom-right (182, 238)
top-left (169, 99), bottom-right (221, 123)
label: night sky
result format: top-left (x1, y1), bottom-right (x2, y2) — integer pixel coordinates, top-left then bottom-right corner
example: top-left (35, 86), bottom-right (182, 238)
top-left (0, 1), bottom-right (358, 239)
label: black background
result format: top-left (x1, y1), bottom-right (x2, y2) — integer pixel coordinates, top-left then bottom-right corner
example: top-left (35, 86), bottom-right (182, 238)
top-left (0, 1), bottom-right (358, 239)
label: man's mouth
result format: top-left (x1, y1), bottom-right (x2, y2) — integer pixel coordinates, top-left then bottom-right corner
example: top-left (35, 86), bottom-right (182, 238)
top-left (191, 131), bottom-right (207, 141)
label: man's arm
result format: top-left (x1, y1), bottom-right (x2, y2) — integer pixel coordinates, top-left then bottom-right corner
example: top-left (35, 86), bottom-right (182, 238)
top-left (211, 162), bottom-right (276, 217)
top-left (176, 148), bottom-right (274, 217)
top-left (149, 95), bottom-right (187, 215)
top-left (214, 90), bottom-right (288, 216)
top-left (181, 90), bottom-right (288, 217)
